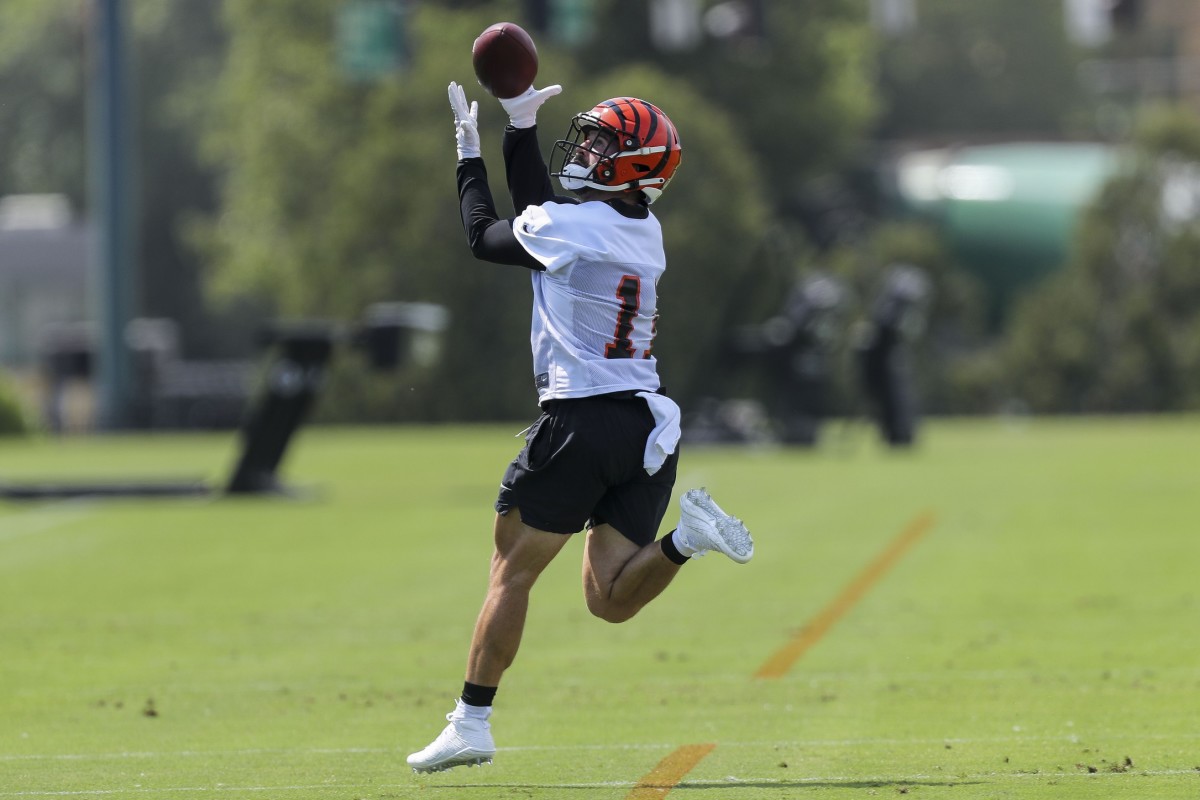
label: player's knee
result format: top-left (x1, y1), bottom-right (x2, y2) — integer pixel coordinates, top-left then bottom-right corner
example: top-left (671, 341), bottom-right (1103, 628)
top-left (586, 595), bottom-right (638, 624)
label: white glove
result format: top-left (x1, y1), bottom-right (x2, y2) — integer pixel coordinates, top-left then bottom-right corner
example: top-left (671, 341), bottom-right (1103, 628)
top-left (499, 84), bottom-right (562, 129)
top-left (448, 81), bottom-right (481, 160)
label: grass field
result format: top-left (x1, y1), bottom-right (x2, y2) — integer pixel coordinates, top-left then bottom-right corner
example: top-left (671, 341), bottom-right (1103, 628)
top-left (2, 416), bottom-right (1198, 799)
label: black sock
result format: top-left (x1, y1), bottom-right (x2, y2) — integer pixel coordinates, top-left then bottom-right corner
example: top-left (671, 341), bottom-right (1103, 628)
top-left (461, 681), bottom-right (497, 707)
top-left (660, 530), bottom-right (689, 565)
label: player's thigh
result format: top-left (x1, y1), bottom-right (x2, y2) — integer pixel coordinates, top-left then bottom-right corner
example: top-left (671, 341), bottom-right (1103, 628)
top-left (491, 507), bottom-right (573, 589)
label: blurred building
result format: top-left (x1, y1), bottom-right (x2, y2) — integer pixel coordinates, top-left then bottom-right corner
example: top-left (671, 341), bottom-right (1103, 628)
top-left (0, 195), bottom-right (93, 430)
top-left (889, 142), bottom-right (1120, 327)
top-left (875, 1), bottom-right (1200, 107)
top-left (0, 194), bottom-right (258, 432)
top-left (1070, 0), bottom-right (1200, 107)
top-left (0, 195), bottom-right (89, 370)
top-left (1141, 0), bottom-right (1200, 107)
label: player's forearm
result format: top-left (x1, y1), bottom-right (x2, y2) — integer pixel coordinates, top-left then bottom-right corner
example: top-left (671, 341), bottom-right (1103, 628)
top-left (502, 126), bottom-right (556, 214)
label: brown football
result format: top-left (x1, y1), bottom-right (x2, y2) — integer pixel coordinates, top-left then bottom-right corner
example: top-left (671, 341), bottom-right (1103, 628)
top-left (471, 22), bottom-right (538, 99)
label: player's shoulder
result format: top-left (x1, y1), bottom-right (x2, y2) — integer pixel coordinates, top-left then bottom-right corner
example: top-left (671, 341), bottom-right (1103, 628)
top-left (516, 199), bottom-right (602, 234)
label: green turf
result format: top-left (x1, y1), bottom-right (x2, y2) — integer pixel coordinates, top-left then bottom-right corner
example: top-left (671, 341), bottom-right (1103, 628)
top-left (2, 417), bottom-right (1199, 799)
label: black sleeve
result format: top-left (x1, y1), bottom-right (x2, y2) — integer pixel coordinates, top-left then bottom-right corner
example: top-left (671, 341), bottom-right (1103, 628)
top-left (503, 125), bottom-right (554, 213)
top-left (456, 157), bottom-right (544, 271)
top-left (502, 125), bottom-right (577, 214)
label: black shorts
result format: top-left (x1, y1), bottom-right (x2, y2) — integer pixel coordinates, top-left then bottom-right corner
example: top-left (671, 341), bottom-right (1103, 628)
top-left (495, 392), bottom-right (679, 546)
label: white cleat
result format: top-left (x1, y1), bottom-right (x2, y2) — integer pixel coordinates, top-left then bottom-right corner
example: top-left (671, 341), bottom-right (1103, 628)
top-left (407, 708), bottom-right (496, 774)
top-left (678, 487), bottom-right (754, 564)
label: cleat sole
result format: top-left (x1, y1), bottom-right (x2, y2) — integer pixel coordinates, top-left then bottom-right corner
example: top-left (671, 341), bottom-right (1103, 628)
top-left (410, 755), bottom-right (494, 774)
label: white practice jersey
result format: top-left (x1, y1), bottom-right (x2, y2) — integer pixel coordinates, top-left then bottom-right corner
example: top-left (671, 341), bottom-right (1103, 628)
top-left (513, 200), bottom-right (665, 403)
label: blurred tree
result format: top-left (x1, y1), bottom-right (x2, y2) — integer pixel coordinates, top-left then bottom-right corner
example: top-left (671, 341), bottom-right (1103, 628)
top-left (0, 371), bottom-right (33, 436)
top-left (581, 1), bottom-right (877, 216)
top-left (875, 0), bottom-right (1091, 141)
top-left (195, 3), bottom-right (533, 420)
top-left (823, 220), bottom-right (987, 415)
top-left (1003, 104), bottom-right (1200, 413)
top-left (195, 1), bottom-right (771, 421)
top-left (0, 1), bottom-right (88, 210)
top-left (862, 0), bottom-right (1107, 415)
top-left (133, 1), bottom-right (261, 358)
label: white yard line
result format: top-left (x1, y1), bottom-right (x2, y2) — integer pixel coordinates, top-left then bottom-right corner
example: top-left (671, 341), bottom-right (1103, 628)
top-left (4, 731), bottom-right (1199, 763)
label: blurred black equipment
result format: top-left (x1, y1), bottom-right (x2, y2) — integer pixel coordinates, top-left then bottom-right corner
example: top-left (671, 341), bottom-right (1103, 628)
top-left (731, 272), bottom-right (846, 445)
top-left (2, 302), bottom-right (447, 500)
top-left (39, 322), bottom-right (94, 434)
top-left (855, 263), bottom-right (930, 447)
top-left (224, 321), bottom-right (336, 495)
top-left (225, 302), bottom-right (447, 495)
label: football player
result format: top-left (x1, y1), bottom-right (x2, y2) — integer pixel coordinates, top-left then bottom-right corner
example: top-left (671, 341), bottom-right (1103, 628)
top-left (407, 80), bottom-right (755, 774)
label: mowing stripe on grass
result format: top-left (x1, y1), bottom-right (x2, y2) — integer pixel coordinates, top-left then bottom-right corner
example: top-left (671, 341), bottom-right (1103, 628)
top-left (0, 504), bottom-right (91, 545)
top-left (625, 742), bottom-right (715, 799)
top-left (755, 511), bottom-right (936, 679)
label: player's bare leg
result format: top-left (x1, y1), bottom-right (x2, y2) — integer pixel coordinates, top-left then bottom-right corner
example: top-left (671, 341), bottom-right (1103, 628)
top-left (465, 509), bottom-right (571, 685)
top-left (582, 487), bottom-right (754, 625)
top-left (408, 509), bottom-right (568, 773)
top-left (582, 524), bottom-right (681, 623)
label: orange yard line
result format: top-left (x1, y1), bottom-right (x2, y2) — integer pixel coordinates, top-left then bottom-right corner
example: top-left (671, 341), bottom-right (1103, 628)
top-left (625, 743), bottom-right (717, 799)
top-left (755, 511), bottom-right (937, 679)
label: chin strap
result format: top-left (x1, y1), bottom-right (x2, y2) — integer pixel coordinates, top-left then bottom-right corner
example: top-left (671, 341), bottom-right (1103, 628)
top-left (556, 159), bottom-right (668, 203)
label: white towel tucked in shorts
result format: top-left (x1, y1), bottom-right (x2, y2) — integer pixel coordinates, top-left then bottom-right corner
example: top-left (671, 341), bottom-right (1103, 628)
top-left (637, 391), bottom-right (681, 476)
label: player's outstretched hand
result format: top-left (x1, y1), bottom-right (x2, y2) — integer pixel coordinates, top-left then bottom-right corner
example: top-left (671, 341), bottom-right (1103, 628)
top-left (499, 84), bottom-right (562, 130)
top-left (448, 81), bottom-right (481, 160)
